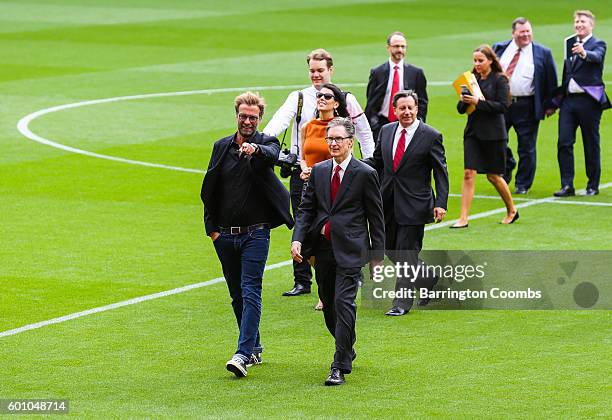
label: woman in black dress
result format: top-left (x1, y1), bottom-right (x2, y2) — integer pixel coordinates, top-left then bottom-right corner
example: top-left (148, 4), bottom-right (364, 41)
top-left (452, 44), bottom-right (518, 228)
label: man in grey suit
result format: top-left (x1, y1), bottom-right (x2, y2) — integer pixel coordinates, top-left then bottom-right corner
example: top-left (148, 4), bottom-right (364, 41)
top-left (291, 117), bottom-right (385, 386)
top-left (364, 90), bottom-right (449, 316)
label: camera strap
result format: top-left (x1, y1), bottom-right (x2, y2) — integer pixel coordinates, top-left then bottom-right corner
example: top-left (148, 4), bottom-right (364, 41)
top-left (279, 91), bottom-right (303, 156)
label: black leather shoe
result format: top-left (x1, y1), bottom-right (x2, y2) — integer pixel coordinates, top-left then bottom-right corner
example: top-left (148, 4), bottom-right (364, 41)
top-left (553, 185), bottom-right (575, 197)
top-left (325, 368), bottom-right (345, 386)
top-left (514, 187), bottom-right (528, 195)
top-left (282, 284), bottom-right (311, 296)
top-left (385, 306), bottom-right (408, 316)
top-left (417, 297), bottom-right (431, 307)
top-left (585, 188), bottom-right (599, 196)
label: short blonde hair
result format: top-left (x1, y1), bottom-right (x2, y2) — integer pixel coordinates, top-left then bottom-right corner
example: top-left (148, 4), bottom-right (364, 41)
top-left (574, 10), bottom-right (595, 24)
top-left (234, 91), bottom-right (266, 117)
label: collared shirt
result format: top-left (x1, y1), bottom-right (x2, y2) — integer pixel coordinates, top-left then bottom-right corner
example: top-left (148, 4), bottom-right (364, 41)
top-left (331, 153), bottom-right (352, 183)
top-left (500, 41), bottom-right (535, 96)
top-left (379, 58), bottom-right (405, 118)
top-left (216, 135), bottom-right (274, 227)
top-left (263, 86), bottom-right (374, 158)
top-left (321, 153), bottom-right (352, 235)
top-left (568, 33), bottom-right (593, 93)
top-left (392, 119), bottom-right (420, 157)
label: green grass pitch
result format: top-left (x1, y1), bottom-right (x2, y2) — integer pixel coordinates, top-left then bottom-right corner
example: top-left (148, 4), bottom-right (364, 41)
top-left (1, 0), bottom-right (610, 417)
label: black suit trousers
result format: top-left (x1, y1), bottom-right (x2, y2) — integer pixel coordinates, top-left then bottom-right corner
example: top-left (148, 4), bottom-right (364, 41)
top-left (289, 169), bottom-right (313, 287)
top-left (387, 224), bottom-right (437, 310)
top-left (313, 237), bottom-right (360, 374)
top-left (505, 97), bottom-right (541, 189)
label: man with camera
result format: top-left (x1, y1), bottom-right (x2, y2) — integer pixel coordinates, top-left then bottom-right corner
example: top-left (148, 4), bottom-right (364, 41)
top-left (264, 48), bottom-right (375, 298)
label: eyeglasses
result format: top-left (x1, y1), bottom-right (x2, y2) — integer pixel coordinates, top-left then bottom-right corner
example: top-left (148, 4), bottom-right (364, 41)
top-left (316, 92), bottom-right (335, 100)
top-left (325, 136), bottom-right (351, 144)
top-left (237, 113), bottom-right (260, 123)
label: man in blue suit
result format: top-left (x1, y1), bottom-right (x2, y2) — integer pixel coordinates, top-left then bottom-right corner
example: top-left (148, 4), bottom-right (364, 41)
top-left (493, 17), bottom-right (558, 194)
top-left (554, 10), bottom-right (610, 197)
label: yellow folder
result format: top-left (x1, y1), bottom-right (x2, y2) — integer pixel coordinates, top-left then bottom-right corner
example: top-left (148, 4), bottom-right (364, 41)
top-left (453, 71), bottom-right (484, 115)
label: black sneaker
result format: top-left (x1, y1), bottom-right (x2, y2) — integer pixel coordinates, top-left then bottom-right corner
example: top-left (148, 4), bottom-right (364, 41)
top-left (246, 353), bottom-right (262, 367)
top-left (226, 355), bottom-right (247, 377)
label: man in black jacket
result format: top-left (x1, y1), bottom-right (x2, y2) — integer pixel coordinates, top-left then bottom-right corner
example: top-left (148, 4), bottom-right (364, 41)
top-left (291, 117), bottom-right (385, 386)
top-left (365, 31), bottom-right (428, 140)
top-left (364, 90), bottom-right (449, 316)
top-left (201, 91), bottom-right (293, 378)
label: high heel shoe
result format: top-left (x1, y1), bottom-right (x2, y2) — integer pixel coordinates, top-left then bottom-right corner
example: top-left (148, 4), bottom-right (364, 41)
top-left (501, 211), bottom-right (519, 224)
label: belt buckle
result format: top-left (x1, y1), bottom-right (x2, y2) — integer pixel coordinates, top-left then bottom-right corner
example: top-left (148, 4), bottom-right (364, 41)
top-left (230, 226), bottom-right (241, 235)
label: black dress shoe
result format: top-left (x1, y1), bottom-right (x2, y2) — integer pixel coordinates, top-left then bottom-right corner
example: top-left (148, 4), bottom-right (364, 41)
top-left (514, 187), bottom-right (528, 195)
top-left (553, 185), bottom-right (575, 197)
top-left (325, 368), bottom-right (345, 386)
top-left (417, 297), bottom-right (431, 307)
top-left (282, 284), bottom-right (311, 296)
top-left (385, 306), bottom-right (408, 316)
top-left (585, 188), bottom-right (599, 196)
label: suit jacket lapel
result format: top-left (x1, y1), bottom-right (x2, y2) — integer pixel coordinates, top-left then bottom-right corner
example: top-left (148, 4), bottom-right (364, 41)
top-left (319, 159), bottom-right (332, 211)
top-left (331, 157), bottom-right (357, 211)
top-left (383, 122), bottom-right (399, 168)
top-left (396, 123), bottom-right (423, 172)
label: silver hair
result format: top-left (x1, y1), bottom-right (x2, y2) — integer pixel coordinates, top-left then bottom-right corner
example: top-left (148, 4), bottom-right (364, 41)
top-left (392, 90), bottom-right (419, 108)
top-left (326, 117), bottom-right (355, 138)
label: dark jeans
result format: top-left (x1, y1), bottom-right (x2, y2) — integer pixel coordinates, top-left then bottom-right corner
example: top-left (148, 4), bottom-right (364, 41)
top-left (505, 97), bottom-right (541, 190)
top-left (313, 238), bottom-right (360, 374)
top-left (558, 94), bottom-right (602, 190)
top-left (290, 168), bottom-right (312, 288)
top-left (213, 228), bottom-right (270, 358)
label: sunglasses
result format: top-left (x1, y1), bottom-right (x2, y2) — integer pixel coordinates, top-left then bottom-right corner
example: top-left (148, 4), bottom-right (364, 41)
top-left (316, 92), bottom-right (335, 100)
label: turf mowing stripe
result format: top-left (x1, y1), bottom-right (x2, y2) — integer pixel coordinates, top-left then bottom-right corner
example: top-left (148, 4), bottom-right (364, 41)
top-left (0, 260), bottom-right (293, 339)
top-left (3, 183), bottom-right (610, 339)
top-left (16, 82), bottom-right (451, 174)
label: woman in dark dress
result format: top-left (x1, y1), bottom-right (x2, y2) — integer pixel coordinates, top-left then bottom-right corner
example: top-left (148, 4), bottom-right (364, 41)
top-left (452, 44), bottom-right (519, 228)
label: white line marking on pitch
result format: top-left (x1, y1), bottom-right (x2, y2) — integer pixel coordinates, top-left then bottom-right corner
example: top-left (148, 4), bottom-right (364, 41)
top-left (16, 82), bottom-right (449, 174)
top-left (7, 86), bottom-right (610, 339)
top-left (0, 260), bottom-right (292, 339)
top-left (3, 184), bottom-right (610, 339)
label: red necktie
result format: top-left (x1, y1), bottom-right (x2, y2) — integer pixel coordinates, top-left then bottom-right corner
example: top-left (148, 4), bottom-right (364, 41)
top-left (506, 49), bottom-right (521, 78)
top-left (393, 129), bottom-right (407, 171)
top-left (323, 165), bottom-right (342, 241)
top-left (388, 65), bottom-right (400, 122)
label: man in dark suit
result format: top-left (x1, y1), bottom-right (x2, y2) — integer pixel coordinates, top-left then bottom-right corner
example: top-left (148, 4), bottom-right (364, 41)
top-left (554, 10), bottom-right (610, 197)
top-left (201, 92), bottom-right (293, 378)
top-left (493, 17), bottom-right (558, 194)
top-left (365, 31), bottom-right (428, 140)
top-left (291, 117), bottom-right (384, 386)
top-left (364, 90), bottom-right (449, 316)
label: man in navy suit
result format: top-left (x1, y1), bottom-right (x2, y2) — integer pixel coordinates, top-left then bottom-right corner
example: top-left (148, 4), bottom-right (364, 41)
top-left (493, 17), bottom-right (558, 194)
top-left (365, 31), bottom-right (428, 140)
top-left (554, 10), bottom-right (610, 197)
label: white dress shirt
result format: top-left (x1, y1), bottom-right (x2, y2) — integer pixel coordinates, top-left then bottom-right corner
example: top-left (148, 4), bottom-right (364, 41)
top-left (499, 41), bottom-right (535, 96)
top-left (568, 33), bottom-right (593, 93)
top-left (392, 119), bottom-right (420, 157)
top-left (321, 153), bottom-right (352, 234)
top-left (263, 86), bottom-right (375, 158)
top-left (379, 58), bottom-right (405, 118)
